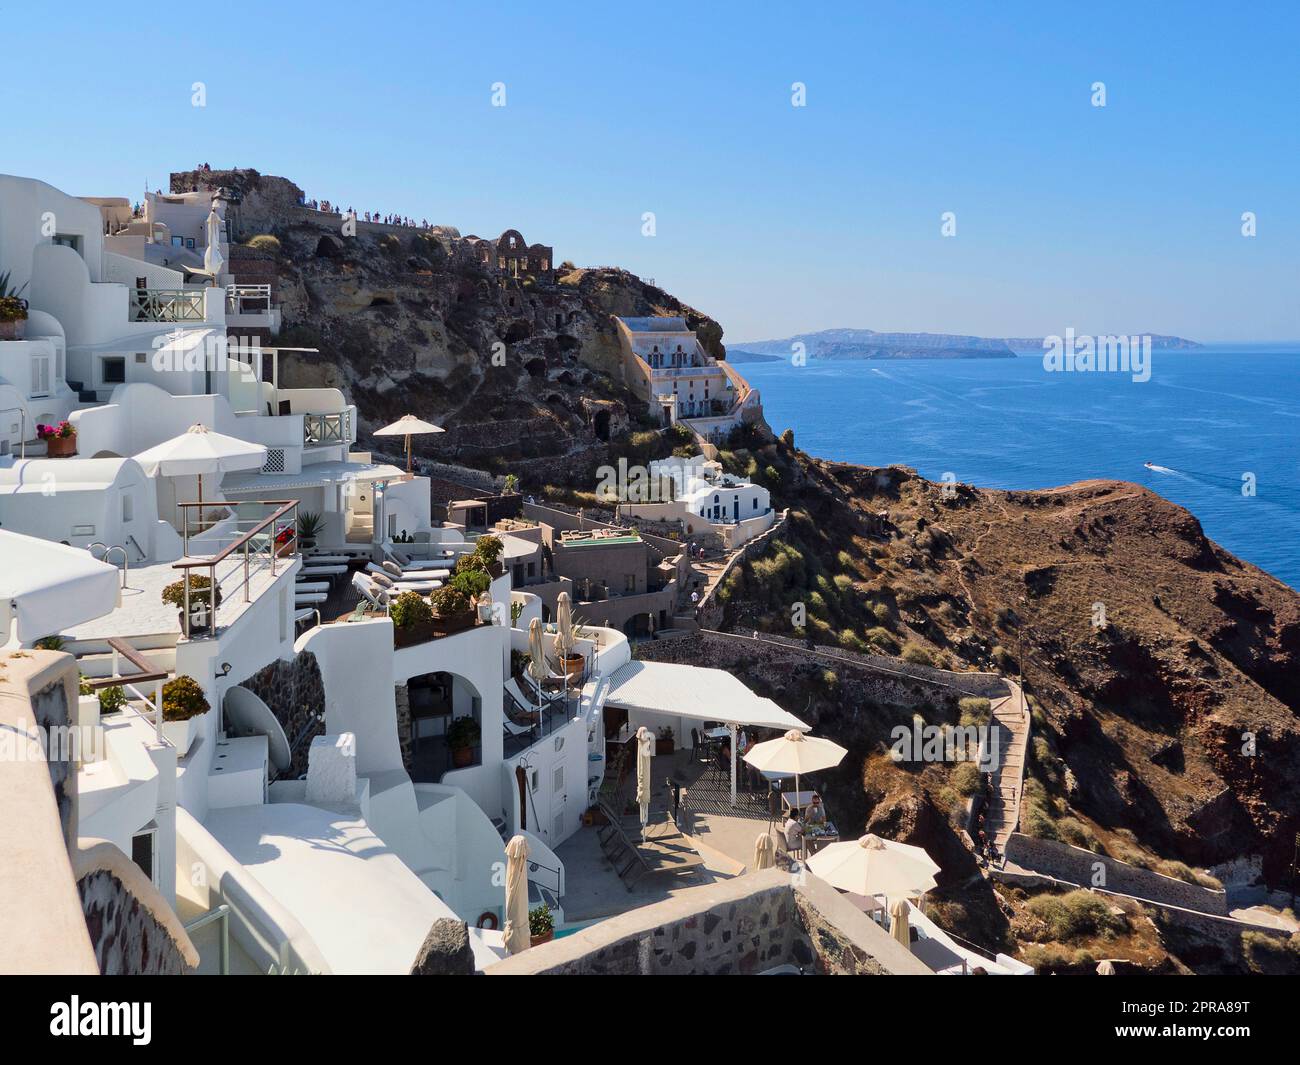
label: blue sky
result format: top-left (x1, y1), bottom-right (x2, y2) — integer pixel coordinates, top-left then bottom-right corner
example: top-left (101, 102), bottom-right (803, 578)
top-left (4, 1), bottom-right (1297, 342)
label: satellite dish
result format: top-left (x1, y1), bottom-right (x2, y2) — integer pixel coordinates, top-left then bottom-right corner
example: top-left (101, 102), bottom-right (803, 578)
top-left (223, 686), bottom-right (291, 773)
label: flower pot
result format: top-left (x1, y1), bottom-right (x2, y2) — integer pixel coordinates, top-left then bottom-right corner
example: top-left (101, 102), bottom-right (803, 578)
top-left (43, 434), bottom-right (77, 458)
top-left (529, 930), bottom-right (554, 948)
top-left (451, 744), bottom-right (474, 768)
top-left (559, 653), bottom-right (585, 682)
top-left (178, 602), bottom-right (214, 635)
top-left (0, 317), bottom-right (25, 341)
top-left (477, 599), bottom-right (494, 624)
top-left (656, 738), bottom-right (675, 756)
top-left (162, 713), bottom-right (205, 756)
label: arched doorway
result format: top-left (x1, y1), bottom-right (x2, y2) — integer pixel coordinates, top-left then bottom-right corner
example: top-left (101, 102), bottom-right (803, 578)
top-left (403, 670), bottom-right (483, 782)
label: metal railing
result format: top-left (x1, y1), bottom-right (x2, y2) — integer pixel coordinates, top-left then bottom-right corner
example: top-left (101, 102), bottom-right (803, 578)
top-left (183, 903), bottom-right (231, 974)
top-left (88, 542), bottom-right (130, 589)
top-left (84, 637), bottom-right (168, 743)
top-left (130, 287), bottom-right (205, 322)
top-left (225, 284), bottom-right (272, 314)
top-left (173, 500), bottom-right (299, 638)
top-left (303, 410), bottom-right (352, 445)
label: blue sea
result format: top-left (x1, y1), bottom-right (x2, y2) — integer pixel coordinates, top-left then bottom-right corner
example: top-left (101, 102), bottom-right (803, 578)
top-left (739, 346), bottom-right (1300, 590)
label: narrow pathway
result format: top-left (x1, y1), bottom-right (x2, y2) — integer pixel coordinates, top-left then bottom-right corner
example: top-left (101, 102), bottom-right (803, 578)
top-left (983, 681), bottom-right (1030, 861)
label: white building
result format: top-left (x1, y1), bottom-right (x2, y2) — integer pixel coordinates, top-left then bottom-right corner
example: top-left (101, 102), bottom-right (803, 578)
top-left (618, 454), bottom-right (776, 549)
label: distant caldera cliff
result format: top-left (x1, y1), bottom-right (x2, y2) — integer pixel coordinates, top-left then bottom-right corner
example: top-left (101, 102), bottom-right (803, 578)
top-left (729, 327), bottom-right (1202, 363)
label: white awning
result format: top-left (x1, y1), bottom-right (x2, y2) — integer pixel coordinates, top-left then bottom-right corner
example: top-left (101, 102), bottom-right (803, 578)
top-left (220, 460), bottom-right (406, 495)
top-left (0, 532), bottom-right (120, 643)
top-left (604, 660), bottom-right (808, 731)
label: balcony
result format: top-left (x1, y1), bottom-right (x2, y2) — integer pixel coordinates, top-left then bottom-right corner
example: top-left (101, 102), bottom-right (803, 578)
top-left (225, 284), bottom-right (271, 314)
top-left (303, 409), bottom-right (353, 445)
top-left (130, 287), bottom-right (205, 323)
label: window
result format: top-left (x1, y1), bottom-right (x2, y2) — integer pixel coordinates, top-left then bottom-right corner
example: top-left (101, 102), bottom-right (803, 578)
top-left (171, 235), bottom-right (184, 247)
top-left (30, 352), bottom-right (51, 398)
top-left (101, 356), bottom-right (126, 384)
top-left (122, 492), bottom-right (134, 523)
top-left (753, 497), bottom-right (758, 510)
top-left (53, 233), bottom-right (83, 256)
top-left (185, 238), bottom-right (196, 249)
top-left (131, 827), bottom-right (157, 884)
top-left (625, 574), bottom-right (636, 593)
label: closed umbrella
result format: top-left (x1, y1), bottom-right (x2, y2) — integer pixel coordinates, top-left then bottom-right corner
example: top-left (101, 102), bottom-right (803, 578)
top-left (890, 897), bottom-right (911, 949)
top-left (752, 832), bottom-right (775, 871)
top-left (527, 617), bottom-right (549, 730)
top-left (743, 729), bottom-right (847, 809)
top-left (134, 423), bottom-right (267, 515)
top-left (806, 833), bottom-right (939, 901)
top-left (1096, 959), bottom-right (1116, 976)
top-left (372, 414), bottom-right (444, 474)
top-left (555, 591), bottom-right (576, 691)
top-left (636, 726), bottom-right (654, 842)
top-left (503, 834), bottom-right (531, 955)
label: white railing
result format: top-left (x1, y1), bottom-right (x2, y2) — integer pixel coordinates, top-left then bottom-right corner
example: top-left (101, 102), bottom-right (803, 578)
top-left (225, 284), bottom-right (272, 315)
top-left (303, 409), bottom-right (352, 445)
top-left (130, 287), bottom-right (205, 322)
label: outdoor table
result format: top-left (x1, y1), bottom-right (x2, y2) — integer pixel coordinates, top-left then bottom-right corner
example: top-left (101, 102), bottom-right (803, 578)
top-left (803, 821), bottom-right (839, 854)
top-left (705, 726), bottom-right (730, 740)
top-left (781, 790), bottom-right (816, 814)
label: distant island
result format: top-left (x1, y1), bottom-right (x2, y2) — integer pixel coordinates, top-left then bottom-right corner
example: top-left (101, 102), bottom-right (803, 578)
top-left (729, 328), bottom-right (1202, 363)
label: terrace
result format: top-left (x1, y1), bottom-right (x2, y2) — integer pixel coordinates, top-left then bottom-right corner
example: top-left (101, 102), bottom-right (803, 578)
top-left (129, 287), bottom-right (206, 323)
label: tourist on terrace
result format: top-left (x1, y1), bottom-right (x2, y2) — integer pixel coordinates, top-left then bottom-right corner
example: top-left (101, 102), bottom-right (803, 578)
top-left (805, 792), bottom-right (827, 825)
top-left (783, 813), bottom-right (805, 858)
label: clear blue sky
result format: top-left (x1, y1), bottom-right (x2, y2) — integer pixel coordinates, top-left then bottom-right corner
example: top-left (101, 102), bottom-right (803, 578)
top-left (5, 1), bottom-right (1297, 342)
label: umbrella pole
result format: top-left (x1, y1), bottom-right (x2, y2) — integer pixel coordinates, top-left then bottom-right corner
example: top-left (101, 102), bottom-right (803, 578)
top-left (197, 473), bottom-right (204, 533)
top-left (406, 434), bottom-right (412, 474)
top-left (729, 723), bottom-right (737, 807)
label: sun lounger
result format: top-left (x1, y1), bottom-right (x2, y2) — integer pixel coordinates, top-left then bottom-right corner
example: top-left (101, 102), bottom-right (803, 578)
top-left (294, 607), bottom-right (318, 624)
top-left (303, 554), bottom-right (350, 564)
top-left (294, 581), bottom-right (330, 593)
top-left (301, 564), bottom-right (348, 578)
top-left (351, 571), bottom-right (390, 612)
top-left (295, 592), bottom-right (327, 605)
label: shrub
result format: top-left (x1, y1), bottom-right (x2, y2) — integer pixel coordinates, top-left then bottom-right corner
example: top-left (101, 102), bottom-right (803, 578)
top-left (902, 643), bottom-right (935, 667)
top-left (78, 674), bottom-right (94, 697)
top-left (245, 234), bottom-right (281, 254)
top-left (430, 585), bottom-right (471, 618)
top-left (1026, 889), bottom-right (1124, 942)
top-left (1021, 797), bottom-right (1059, 840)
top-left (446, 715), bottom-right (481, 750)
top-left (528, 903), bottom-right (553, 937)
top-left (98, 684), bottom-right (126, 713)
top-left (1242, 930), bottom-right (1300, 975)
top-left (871, 601), bottom-right (891, 624)
top-left (864, 627), bottom-right (899, 653)
top-left (451, 569), bottom-right (490, 600)
top-left (1154, 860), bottom-right (1222, 890)
top-left (390, 591), bottom-right (432, 628)
top-left (958, 696), bottom-right (991, 726)
top-left (34, 635), bottom-right (66, 651)
top-left (161, 675), bottom-right (210, 722)
top-left (473, 534), bottom-right (505, 566)
top-left (1055, 817), bottom-right (1098, 850)
top-left (161, 575), bottom-right (223, 610)
top-left (951, 761), bottom-right (981, 797)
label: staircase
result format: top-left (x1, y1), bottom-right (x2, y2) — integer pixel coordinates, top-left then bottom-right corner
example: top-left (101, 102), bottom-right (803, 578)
top-left (982, 682), bottom-right (1030, 860)
top-left (66, 378), bottom-right (99, 403)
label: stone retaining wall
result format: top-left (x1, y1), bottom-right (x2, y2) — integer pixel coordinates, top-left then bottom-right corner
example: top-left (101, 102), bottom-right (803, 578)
top-left (236, 653), bottom-right (326, 779)
top-left (1003, 833), bottom-right (1229, 916)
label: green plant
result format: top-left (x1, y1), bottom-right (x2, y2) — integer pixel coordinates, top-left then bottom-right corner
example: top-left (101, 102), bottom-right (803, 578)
top-left (472, 534), bottom-right (505, 567)
top-left (658, 726), bottom-right (674, 741)
top-left (958, 696), bottom-right (991, 727)
top-left (78, 674), bottom-right (94, 697)
top-left (451, 569), bottom-right (490, 600)
top-left (0, 270), bottom-right (29, 323)
top-left (34, 635), bottom-right (66, 651)
top-left (430, 585), bottom-right (471, 618)
top-left (245, 234), bottom-right (281, 254)
top-left (901, 643), bottom-right (936, 667)
top-left (162, 675), bottom-right (210, 722)
top-left (446, 715), bottom-right (481, 751)
top-left (161, 574), bottom-right (223, 610)
top-left (296, 510), bottom-right (323, 546)
top-left (510, 601), bottom-right (525, 626)
top-left (389, 590), bottom-right (432, 628)
top-left (1026, 889), bottom-right (1124, 942)
top-left (454, 552), bottom-right (489, 576)
top-left (502, 474), bottom-right (520, 494)
top-left (528, 903), bottom-right (553, 938)
top-left (98, 685), bottom-right (127, 713)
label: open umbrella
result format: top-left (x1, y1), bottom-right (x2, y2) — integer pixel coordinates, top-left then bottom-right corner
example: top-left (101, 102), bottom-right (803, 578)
top-left (806, 833), bottom-right (939, 901)
top-left (743, 729), bottom-right (847, 809)
top-left (372, 414), bottom-right (444, 474)
top-left (503, 834), bottom-right (531, 955)
top-left (134, 423), bottom-right (267, 516)
top-left (635, 726), bottom-right (654, 842)
top-left (527, 617), bottom-right (549, 731)
top-left (752, 832), bottom-right (775, 871)
top-left (890, 897), bottom-right (912, 949)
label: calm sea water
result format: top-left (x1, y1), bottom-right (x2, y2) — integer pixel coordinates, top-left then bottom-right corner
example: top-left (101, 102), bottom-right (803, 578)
top-left (739, 346), bottom-right (1300, 589)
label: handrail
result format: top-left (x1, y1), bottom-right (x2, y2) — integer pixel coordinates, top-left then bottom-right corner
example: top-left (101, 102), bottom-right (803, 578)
top-left (174, 501), bottom-right (298, 569)
top-left (88, 542), bottom-right (129, 589)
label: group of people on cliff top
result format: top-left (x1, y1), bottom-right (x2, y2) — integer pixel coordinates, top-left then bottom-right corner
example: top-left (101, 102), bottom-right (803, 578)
top-left (296, 195), bottom-right (427, 230)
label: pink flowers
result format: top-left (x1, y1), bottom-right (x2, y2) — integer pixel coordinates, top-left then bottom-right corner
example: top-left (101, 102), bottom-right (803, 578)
top-left (36, 421), bottom-right (76, 439)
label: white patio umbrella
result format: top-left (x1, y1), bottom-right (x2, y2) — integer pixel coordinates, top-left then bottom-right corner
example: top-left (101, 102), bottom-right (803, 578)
top-left (372, 414), bottom-right (444, 474)
top-left (806, 833), bottom-right (940, 901)
top-left (635, 726), bottom-right (654, 842)
top-left (503, 834), bottom-right (531, 955)
top-left (134, 423), bottom-right (267, 514)
top-left (890, 897), bottom-right (912, 949)
top-left (1096, 959), bottom-right (1116, 976)
top-left (527, 617), bottom-right (549, 730)
top-left (752, 832), bottom-right (775, 872)
top-left (555, 591), bottom-right (576, 695)
top-left (742, 729), bottom-right (848, 808)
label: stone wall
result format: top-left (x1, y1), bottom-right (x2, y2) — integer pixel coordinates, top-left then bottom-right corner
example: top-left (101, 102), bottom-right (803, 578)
top-left (1003, 833), bottom-right (1229, 916)
top-left (235, 653), bottom-right (326, 779)
top-left (484, 869), bottom-right (930, 975)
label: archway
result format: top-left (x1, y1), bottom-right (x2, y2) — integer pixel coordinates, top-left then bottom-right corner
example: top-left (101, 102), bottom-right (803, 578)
top-left (402, 670), bottom-right (483, 782)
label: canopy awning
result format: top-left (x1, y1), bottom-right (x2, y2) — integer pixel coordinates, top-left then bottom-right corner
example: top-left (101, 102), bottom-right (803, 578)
top-left (604, 660), bottom-right (808, 731)
top-left (220, 460), bottom-right (406, 495)
top-left (0, 532), bottom-right (120, 643)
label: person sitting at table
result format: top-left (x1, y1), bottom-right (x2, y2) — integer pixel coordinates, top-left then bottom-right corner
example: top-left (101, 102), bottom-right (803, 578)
top-left (805, 792), bottom-right (827, 825)
top-left (783, 813), bottom-right (805, 857)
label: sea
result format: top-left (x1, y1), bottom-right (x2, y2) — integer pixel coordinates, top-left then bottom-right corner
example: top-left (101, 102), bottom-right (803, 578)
top-left (737, 345), bottom-right (1300, 590)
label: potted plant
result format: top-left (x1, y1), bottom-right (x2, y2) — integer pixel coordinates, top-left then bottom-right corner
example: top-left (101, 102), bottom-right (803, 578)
top-left (429, 585), bottom-right (475, 636)
top-left (473, 534), bottom-right (506, 577)
top-left (0, 271), bottom-right (28, 341)
top-left (446, 715), bottom-right (481, 769)
top-left (37, 421), bottom-right (77, 458)
top-left (528, 903), bottom-right (554, 947)
top-left (160, 674), bottom-right (210, 756)
top-left (296, 510), bottom-right (323, 552)
top-left (656, 725), bottom-right (675, 757)
top-left (389, 590), bottom-right (433, 648)
top-left (161, 575), bottom-right (223, 634)
top-left (97, 683), bottom-right (127, 715)
top-left (451, 569), bottom-right (493, 623)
